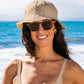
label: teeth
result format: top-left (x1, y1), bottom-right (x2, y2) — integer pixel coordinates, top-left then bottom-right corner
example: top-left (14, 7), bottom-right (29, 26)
top-left (38, 36), bottom-right (47, 39)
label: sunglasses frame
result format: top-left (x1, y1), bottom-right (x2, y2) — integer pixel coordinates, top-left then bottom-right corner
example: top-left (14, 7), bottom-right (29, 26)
top-left (26, 19), bottom-right (56, 31)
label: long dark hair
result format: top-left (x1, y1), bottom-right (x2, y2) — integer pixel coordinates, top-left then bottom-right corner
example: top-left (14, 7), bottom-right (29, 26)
top-left (22, 21), bottom-right (70, 59)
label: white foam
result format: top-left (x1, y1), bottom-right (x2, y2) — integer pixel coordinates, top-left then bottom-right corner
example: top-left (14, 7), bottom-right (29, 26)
top-left (69, 44), bottom-right (84, 69)
top-left (0, 47), bottom-right (27, 83)
top-left (0, 45), bottom-right (84, 83)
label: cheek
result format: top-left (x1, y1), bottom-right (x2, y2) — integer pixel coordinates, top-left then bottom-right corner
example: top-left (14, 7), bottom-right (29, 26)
top-left (30, 31), bottom-right (36, 41)
top-left (48, 30), bottom-right (55, 42)
top-left (48, 26), bottom-right (56, 40)
top-left (49, 26), bottom-right (56, 36)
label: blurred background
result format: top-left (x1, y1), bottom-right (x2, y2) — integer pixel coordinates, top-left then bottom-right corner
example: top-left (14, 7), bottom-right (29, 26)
top-left (0, 0), bottom-right (84, 83)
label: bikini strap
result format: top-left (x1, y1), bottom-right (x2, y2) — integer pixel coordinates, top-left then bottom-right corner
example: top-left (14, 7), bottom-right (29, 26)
top-left (55, 59), bottom-right (67, 84)
top-left (59, 59), bottom-right (67, 77)
top-left (13, 59), bottom-right (22, 84)
top-left (17, 59), bottom-right (22, 78)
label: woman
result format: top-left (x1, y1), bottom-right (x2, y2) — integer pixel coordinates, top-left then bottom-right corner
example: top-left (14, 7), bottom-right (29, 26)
top-left (2, 0), bottom-right (84, 84)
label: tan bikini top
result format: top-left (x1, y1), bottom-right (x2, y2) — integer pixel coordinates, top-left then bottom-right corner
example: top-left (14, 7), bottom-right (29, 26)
top-left (13, 59), bottom-right (67, 84)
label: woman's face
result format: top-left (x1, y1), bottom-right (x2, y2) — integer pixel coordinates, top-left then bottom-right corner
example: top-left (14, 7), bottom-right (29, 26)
top-left (29, 19), bottom-right (56, 48)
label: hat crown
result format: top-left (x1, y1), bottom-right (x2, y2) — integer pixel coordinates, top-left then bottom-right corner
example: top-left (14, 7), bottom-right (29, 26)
top-left (16, 0), bottom-right (66, 30)
top-left (25, 0), bottom-right (58, 20)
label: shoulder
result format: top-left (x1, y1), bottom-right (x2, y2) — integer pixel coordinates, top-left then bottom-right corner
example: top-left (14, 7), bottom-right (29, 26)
top-left (65, 59), bottom-right (84, 84)
top-left (2, 59), bottom-right (18, 84)
top-left (66, 59), bottom-right (83, 72)
top-left (5, 59), bottom-right (18, 73)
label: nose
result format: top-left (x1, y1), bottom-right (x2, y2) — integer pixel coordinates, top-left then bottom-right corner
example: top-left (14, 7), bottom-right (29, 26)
top-left (37, 24), bottom-right (44, 33)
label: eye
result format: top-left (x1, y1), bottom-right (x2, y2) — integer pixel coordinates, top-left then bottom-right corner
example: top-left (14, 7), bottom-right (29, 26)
top-left (42, 20), bottom-right (52, 30)
top-left (29, 23), bottom-right (39, 31)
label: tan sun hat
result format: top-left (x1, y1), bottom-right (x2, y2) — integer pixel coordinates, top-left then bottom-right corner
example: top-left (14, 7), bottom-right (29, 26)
top-left (16, 0), bottom-right (65, 30)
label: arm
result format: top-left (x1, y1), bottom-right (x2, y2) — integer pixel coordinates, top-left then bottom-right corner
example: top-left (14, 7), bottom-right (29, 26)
top-left (73, 62), bottom-right (84, 84)
top-left (2, 59), bottom-right (17, 84)
top-left (68, 59), bottom-right (84, 84)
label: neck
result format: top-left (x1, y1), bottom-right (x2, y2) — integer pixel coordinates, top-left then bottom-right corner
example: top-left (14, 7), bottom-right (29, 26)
top-left (35, 46), bottom-right (58, 62)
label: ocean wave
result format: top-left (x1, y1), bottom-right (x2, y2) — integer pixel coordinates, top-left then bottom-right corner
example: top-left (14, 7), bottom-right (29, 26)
top-left (0, 45), bottom-right (84, 69)
top-left (65, 37), bottom-right (84, 41)
top-left (0, 40), bottom-right (23, 48)
top-left (65, 37), bottom-right (84, 45)
top-left (0, 45), bottom-right (84, 83)
top-left (69, 44), bottom-right (84, 70)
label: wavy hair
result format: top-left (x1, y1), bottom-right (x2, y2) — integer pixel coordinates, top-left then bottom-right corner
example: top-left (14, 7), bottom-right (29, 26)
top-left (22, 21), bottom-right (70, 59)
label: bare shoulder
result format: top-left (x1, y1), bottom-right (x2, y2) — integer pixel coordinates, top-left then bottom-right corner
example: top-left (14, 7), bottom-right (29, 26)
top-left (2, 59), bottom-right (18, 84)
top-left (67, 59), bottom-right (84, 72)
top-left (4, 59), bottom-right (18, 72)
top-left (65, 59), bottom-right (84, 84)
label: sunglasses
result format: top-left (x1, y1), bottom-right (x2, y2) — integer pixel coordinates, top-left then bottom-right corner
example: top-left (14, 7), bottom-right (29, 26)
top-left (26, 20), bottom-right (56, 31)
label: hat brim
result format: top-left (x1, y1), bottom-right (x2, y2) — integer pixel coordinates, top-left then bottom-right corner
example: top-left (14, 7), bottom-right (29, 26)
top-left (16, 16), bottom-right (65, 30)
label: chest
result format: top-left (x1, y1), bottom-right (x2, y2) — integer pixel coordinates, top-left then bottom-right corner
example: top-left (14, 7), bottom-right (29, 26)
top-left (21, 62), bottom-right (62, 84)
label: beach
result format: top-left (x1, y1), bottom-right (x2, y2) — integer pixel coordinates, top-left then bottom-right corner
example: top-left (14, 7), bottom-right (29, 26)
top-left (0, 21), bottom-right (84, 83)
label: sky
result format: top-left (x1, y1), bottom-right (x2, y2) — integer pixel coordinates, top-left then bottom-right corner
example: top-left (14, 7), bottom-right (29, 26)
top-left (0, 0), bottom-right (84, 21)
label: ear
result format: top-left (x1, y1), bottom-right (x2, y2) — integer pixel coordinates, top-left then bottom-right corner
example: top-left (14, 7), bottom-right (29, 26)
top-left (54, 28), bottom-right (57, 34)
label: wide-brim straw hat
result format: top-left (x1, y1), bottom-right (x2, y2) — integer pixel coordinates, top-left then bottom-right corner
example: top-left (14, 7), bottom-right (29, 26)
top-left (16, 0), bottom-right (65, 30)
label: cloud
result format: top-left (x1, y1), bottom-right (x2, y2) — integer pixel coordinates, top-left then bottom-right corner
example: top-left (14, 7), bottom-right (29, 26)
top-left (0, 0), bottom-right (84, 21)
top-left (0, 0), bottom-right (33, 21)
top-left (51, 0), bottom-right (84, 20)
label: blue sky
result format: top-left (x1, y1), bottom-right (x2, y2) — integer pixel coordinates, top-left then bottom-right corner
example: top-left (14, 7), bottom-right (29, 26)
top-left (0, 0), bottom-right (84, 21)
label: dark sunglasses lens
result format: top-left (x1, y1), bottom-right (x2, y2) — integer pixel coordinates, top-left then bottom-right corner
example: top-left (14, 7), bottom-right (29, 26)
top-left (29, 23), bottom-right (39, 31)
top-left (42, 20), bottom-right (52, 30)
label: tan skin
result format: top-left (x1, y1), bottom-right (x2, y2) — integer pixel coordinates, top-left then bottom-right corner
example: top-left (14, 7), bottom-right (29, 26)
top-left (2, 19), bottom-right (84, 84)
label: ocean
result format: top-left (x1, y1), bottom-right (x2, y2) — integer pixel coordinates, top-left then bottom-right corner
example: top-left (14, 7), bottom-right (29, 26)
top-left (0, 21), bottom-right (84, 83)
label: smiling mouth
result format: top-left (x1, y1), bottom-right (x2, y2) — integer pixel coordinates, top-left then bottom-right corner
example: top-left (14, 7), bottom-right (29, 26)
top-left (37, 35), bottom-right (48, 40)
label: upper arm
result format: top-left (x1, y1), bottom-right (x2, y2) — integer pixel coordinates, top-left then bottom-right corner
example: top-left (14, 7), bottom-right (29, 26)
top-left (73, 63), bottom-right (84, 84)
top-left (2, 59), bottom-right (17, 84)
top-left (67, 59), bottom-right (84, 84)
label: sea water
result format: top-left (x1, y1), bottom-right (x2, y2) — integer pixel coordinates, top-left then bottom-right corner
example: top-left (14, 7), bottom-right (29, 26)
top-left (0, 21), bottom-right (84, 83)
